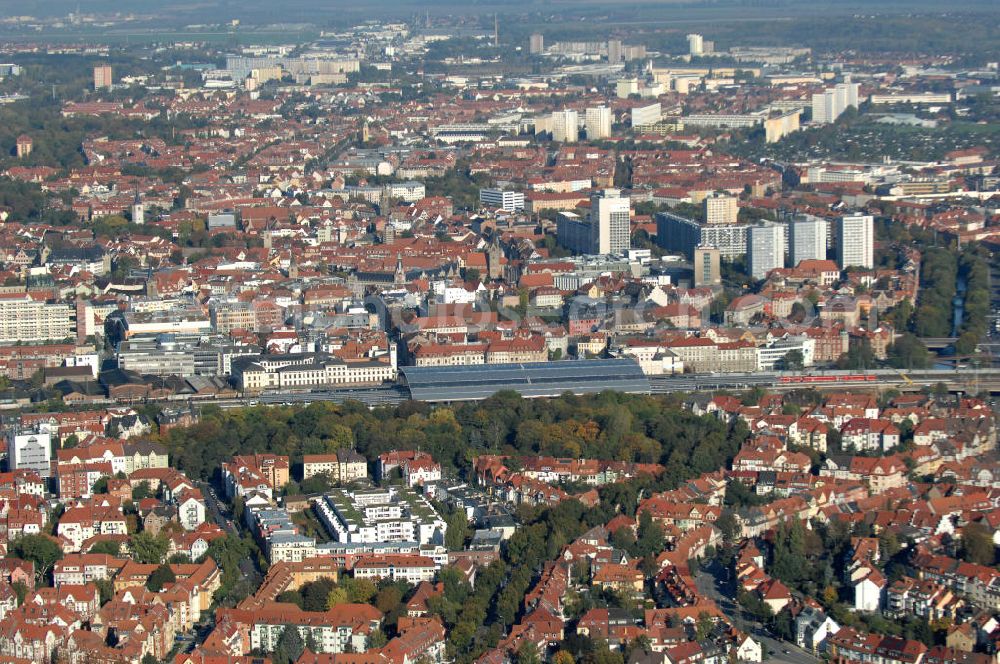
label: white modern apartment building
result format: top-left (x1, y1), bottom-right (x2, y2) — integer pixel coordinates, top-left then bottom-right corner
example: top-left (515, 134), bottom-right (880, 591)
top-left (788, 216), bottom-right (828, 266)
top-left (529, 33), bottom-right (544, 54)
top-left (353, 555), bottom-right (437, 584)
top-left (249, 606), bottom-right (379, 655)
top-left (479, 188), bottom-right (525, 211)
top-left (0, 296), bottom-right (74, 344)
top-left (383, 181), bottom-right (426, 203)
top-left (551, 109), bottom-right (579, 142)
top-left (557, 189), bottom-right (631, 256)
top-left (616, 77), bottom-right (640, 99)
top-left (748, 223), bottom-right (785, 279)
top-left (592, 188), bottom-right (631, 256)
top-left (687, 34), bottom-right (704, 56)
top-left (811, 79), bottom-right (860, 124)
top-left (316, 487), bottom-right (446, 546)
top-left (703, 192), bottom-right (739, 225)
top-left (585, 106), bottom-right (612, 139)
top-left (758, 335), bottom-right (816, 371)
top-left (631, 102), bottom-right (662, 127)
top-left (835, 214), bottom-right (874, 269)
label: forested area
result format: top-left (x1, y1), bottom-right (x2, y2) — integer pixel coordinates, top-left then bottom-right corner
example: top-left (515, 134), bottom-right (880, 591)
top-left (874, 219), bottom-right (992, 361)
top-left (956, 247), bottom-right (991, 355)
top-left (914, 247), bottom-right (958, 338)
top-left (156, 391), bottom-right (749, 488)
top-left (910, 245), bottom-right (990, 355)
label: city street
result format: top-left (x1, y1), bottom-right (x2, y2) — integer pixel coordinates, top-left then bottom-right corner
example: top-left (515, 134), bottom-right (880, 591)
top-left (196, 480), bottom-right (261, 584)
top-left (197, 480), bottom-right (237, 536)
top-left (694, 560), bottom-right (819, 664)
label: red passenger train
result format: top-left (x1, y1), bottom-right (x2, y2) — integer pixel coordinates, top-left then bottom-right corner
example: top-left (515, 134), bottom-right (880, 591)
top-left (778, 373), bottom-right (878, 384)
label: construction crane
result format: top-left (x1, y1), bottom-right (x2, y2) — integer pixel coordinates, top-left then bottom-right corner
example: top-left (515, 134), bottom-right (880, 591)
top-left (894, 369), bottom-right (914, 388)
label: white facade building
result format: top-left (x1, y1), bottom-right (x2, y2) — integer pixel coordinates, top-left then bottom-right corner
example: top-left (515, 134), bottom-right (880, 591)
top-left (703, 193), bottom-right (738, 225)
top-left (479, 188), bottom-right (525, 211)
top-left (835, 214), bottom-right (874, 269)
top-left (316, 487), bottom-right (446, 546)
top-left (812, 80), bottom-right (860, 124)
top-left (0, 296), bottom-right (74, 345)
top-left (687, 34), bottom-right (704, 56)
top-left (551, 109), bottom-right (579, 142)
top-left (631, 102), bottom-right (662, 127)
top-left (748, 223), bottom-right (785, 279)
top-left (8, 430), bottom-right (52, 479)
top-left (592, 189), bottom-right (631, 256)
top-left (788, 216), bottom-right (828, 266)
top-left (585, 106), bottom-right (612, 139)
top-left (758, 336), bottom-right (816, 371)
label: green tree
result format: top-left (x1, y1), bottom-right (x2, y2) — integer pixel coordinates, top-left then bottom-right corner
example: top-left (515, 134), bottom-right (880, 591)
top-left (886, 298), bottom-right (914, 331)
top-left (11, 580), bottom-right (27, 606)
top-left (445, 509), bottom-right (469, 550)
top-left (367, 628), bottom-right (388, 649)
top-left (955, 331), bottom-right (980, 356)
top-left (553, 651), bottom-right (575, 664)
top-left (343, 577), bottom-right (377, 604)
top-left (782, 349), bottom-right (805, 371)
top-left (132, 481), bottom-right (153, 501)
top-left (960, 522), bottom-right (995, 566)
top-left (96, 578), bottom-right (115, 605)
top-left (146, 564), bottom-right (176, 592)
top-left (375, 585), bottom-right (403, 614)
top-left (301, 578), bottom-right (336, 612)
top-left (90, 540), bottom-right (121, 556)
top-left (203, 535), bottom-right (252, 602)
top-left (327, 586), bottom-right (349, 608)
top-left (516, 641), bottom-right (541, 664)
top-left (300, 473), bottom-right (334, 494)
top-left (838, 339), bottom-right (876, 370)
top-left (888, 333), bottom-right (931, 369)
top-left (695, 611), bottom-right (714, 641)
top-left (7, 535), bottom-right (62, 584)
top-left (715, 510), bottom-right (740, 543)
top-left (272, 625), bottom-right (305, 664)
top-left (129, 532), bottom-right (169, 564)
top-left (232, 496), bottom-right (245, 524)
top-left (276, 590), bottom-right (304, 608)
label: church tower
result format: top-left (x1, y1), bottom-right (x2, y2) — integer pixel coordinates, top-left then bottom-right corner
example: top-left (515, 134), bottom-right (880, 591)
top-left (394, 253), bottom-right (406, 285)
top-left (485, 235), bottom-right (503, 280)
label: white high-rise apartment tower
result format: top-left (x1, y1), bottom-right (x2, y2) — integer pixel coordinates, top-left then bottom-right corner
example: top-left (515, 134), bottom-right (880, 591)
top-left (591, 189), bottom-right (631, 256)
top-left (811, 78), bottom-right (860, 124)
top-left (529, 33), bottom-right (544, 54)
top-left (835, 214), bottom-right (874, 269)
top-left (551, 109), bottom-right (579, 143)
top-left (788, 217), bottom-right (827, 266)
top-left (703, 193), bottom-right (738, 225)
top-left (585, 106), bottom-right (612, 139)
top-left (607, 39), bottom-right (623, 64)
top-left (687, 34), bottom-right (704, 56)
top-left (748, 223), bottom-right (785, 280)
